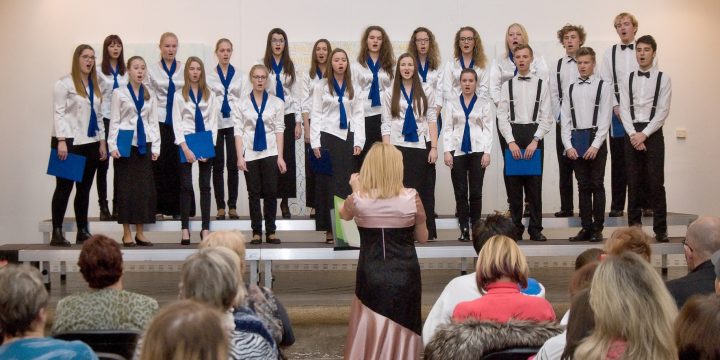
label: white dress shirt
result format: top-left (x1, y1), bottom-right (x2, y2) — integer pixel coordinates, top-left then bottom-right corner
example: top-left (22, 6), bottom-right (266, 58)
top-left (351, 61), bottom-right (393, 117)
top-left (206, 64), bottom-right (248, 130)
top-left (97, 68), bottom-right (128, 120)
top-left (145, 60), bottom-right (184, 125)
top-left (497, 74), bottom-right (554, 143)
top-left (300, 70), bottom-right (325, 116)
top-left (309, 80), bottom-right (365, 150)
top-left (107, 86), bottom-right (161, 155)
top-left (233, 93), bottom-right (285, 162)
top-left (263, 60), bottom-right (302, 123)
top-left (171, 90), bottom-right (219, 146)
top-left (52, 75), bottom-right (105, 145)
top-left (599, 43), bottom-right (642, 107)
top-left (443, 94), bottom-right (494, 155)
top-left (417, 60), bottom-right (444, 107)
top-left (619, 69), bottom-right (672, 137)
top-left (489, 53), bottom-right (549, 105)
top-left (439, 59), bottom-right (490, 108)
top-left (560, 75), bottom-right (613, 151)
top-left (380, 85), bottom-right (437, 149)
top-left (548, 56), bottom-right (580, 121)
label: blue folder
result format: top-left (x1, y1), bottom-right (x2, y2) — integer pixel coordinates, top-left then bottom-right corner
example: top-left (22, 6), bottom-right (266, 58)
top-left (179, 131), bottom-right (215, 163)
top-left (610, 113), bottom-right (625, 138)
top-left (571, 130), bottom-right (593, 158)
top-left (504, 149), bottom-right (542, 176)
top-left (117, 129), bottom-right (134, 157)
top-left (47, 149), bottom-right (86, 182)
top-left (308, 148), bottom-right (332, 176)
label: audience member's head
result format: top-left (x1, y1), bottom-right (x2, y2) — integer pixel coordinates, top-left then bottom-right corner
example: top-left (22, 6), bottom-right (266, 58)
top-left (140, 300), bottom-right (228, 360)
top-left (476, 235), bottom-right (529, 293)
top-left (569, 261), bottom-right (599, 297)
top-left (471, 212), bottom-right (515, 253)
top-left (674, 294), bottom-right (720, 360)
top-left (180, 247), bottom-right (244, 311)
top-left (560, 288), bottom-right (595, 360)
top-left (199, 231), bottom-right (247, 273)
top-left (605, 227), bottom-right (652, 262)
top-left (575, 248), bottom-right (604, 270)
top-left (575, 252), bottom-right (677, 360)
top-left (0, 264), bottom-right (49, 340)
top-left (683, 216), bottom-right (720, 271)
top-left (713, 250), bottom-right (720, 295)
top-left (78, 235), bottom-right (123, 289)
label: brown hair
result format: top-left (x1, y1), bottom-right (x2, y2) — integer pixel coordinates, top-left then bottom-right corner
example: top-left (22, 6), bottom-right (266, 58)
top-left (101, 34), bottom-right (126, 76)
top-left (614, 12), bottom-right (639, 33)
top-left (214, 38), bottom-right (232, 52)
top-left (159, 32), bottom-right (178, 46)
top-left (575, 248), bottom-right (604, 270)
top-left (561, 289), bottom-right (595, 360)
top-left (569, 261), bottom-right (599, 297)
top-left (327, 48), bottom-right (355, 100)
top-left (263, 28), bottom-right (296, 86)
top-left (309, 39), bottom-right (332, 79)
top-left (674, 294), bottom-right (720, 360)
top-left (514, 43), bottom-right (534, 57)
top-left (475, 235), bottom-right (529, 292)
top-left (78, 235), bottom-right (123, 289)
top-left (390, 53), bottom-right (428, 118)
top-left (182, 56), bottom-right (210, 103)
top-left (575, 47), bottom-right (596, 63)
top-left (126, 56), bottom-right (151, 101)
top-left (453, 26), bottom-right (487, 69)
top-left (357, 25), bottom-right (395, 79)
top-left (605, 227), bottom-right (653, 262)
top-left (407, 27), bottom-right (440, 70)
top-left (71, 44), bottom-right (101, 98)
top-left (557, 24), bottom-right (587, 46)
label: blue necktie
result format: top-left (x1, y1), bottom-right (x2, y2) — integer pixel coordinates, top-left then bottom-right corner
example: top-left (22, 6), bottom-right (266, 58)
top-left (333, 78), bottom-right (347, 129)
top-left (316, 67), bottom-right (323, 80)
top-left (127, 84), bottom-right (147, 155)
top-left (509, 51), bottom-right (518, 76)
top-left (366, 56), bottom-right (381, 107)
top-left (417, 58), bottom-right (429, 83)
top-left (459, 56), bottom-right (475, 70)
top-left (250, 91), bottom-right (269, 151)
top-left (189, 89), bottom-right (205, 133)
top-left (217, 64), bottom-right (235, 118)
top-left (111, 64), bottom-right (119, 89)
top-left (460, 94), bottom-right (477, 153)
top-left (271, 58), bottom-right (285, 101)
top-left (401, 84), bottom-right (418, 142)
top-left (162, 59), bottom-right (177, 125)
top-left (87, 75), bottom-right (100, 137)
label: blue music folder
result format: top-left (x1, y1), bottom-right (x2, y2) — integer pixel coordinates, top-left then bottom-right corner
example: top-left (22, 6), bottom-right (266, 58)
top-left (571, 130), bottom-right (592, 158)
top-left (179, 131), bottom-right (215, 163)
top-left (47, 149), bottom-right (86, 182)
top-left (117, 129), bottom-right (134, 157)
top-left (504, 149), bottom-right (542, 176)
top-left (611, 114), bottom-right (625, 138)
top-left (308, 148), bottom-right (332, 175)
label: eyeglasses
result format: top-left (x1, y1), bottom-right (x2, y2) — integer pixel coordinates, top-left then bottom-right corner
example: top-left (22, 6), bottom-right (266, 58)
top-left (271, 39), bottom-right (285, 45)
top-left (252, 75), bottom-right (267, 80)
top-left (682, 238), bottom-right (693, 252)
top-left (459, 37), bottom-right (475, 43)
top-left (80, 55), bottom-right (96, 61)
top-left (415, 38), bottom-right (430, 44)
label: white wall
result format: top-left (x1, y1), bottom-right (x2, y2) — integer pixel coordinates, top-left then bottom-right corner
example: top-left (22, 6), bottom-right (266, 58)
top-left (1, 0), bottom-right (718, 244)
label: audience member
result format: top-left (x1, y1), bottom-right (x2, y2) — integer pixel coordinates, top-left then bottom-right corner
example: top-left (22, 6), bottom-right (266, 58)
top-left (674, 294), bottom-right (720, 360)
top-left (604, 227), bottom-right (652, 261)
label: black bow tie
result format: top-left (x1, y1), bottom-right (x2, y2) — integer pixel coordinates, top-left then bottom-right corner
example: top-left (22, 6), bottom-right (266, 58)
top-left (567, 58), bottom-right (576, 63)
top-left (579, 77), bottom-right (591, 84)
top-left (637, 71), bottom-right (651, 78)
top-left (518, 76), bottom-right (531, 81)
top-left (621, 44), bottom-right (634, 50)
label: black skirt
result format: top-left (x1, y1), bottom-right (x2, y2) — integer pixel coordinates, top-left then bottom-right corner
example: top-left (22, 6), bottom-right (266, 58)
top-left (277, 113), bottom-right (297, 198)
top-left (116, 145), bottom-right (157, 224)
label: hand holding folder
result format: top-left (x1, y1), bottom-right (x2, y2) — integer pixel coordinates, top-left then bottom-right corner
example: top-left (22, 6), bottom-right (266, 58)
top-left (179, 131), bottom-right (215, 163)
top-left (504, 149), bottom-right (542, 176)
top-left (47, 149), bottom-right (86, 182)
top-left (117, 129), bottom-right (134, 158)
top-left (308, 148), bottom-right (332, 175)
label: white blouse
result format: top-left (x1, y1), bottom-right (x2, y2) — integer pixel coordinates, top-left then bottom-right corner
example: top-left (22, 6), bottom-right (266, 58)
top-left (440, 59), bottom-right (490, 107)
top-left (263, 59), bottom-right (302, 123)
top-left (443, 95), bottom-right (494, 155)
top-left (97, 67), bottom-right (128, 119)
top-left (52, 75), bottom-right (105, 145)
top-left (107, 86), bottom-right (161, 155)
top-left (206, 64), bottom-right (247, 130)
top-left (309, 80), bottom-right (365, 150)
top-left (352, 60), bottom-right (393, 117)
top-left (145, 60), bottom-right (185, 125)
top-left (170, 90), bottom-right (219, 145)
top-left (380, 86), bottom-right (437, 149)
top-left (233, 93), bottom-right (286, 162)
top-left (300, 70), bottom-right (326, 116)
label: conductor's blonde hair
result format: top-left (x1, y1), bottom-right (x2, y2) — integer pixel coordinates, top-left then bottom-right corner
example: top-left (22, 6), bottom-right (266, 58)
top-left (358, 143), bottom-right (404, 199)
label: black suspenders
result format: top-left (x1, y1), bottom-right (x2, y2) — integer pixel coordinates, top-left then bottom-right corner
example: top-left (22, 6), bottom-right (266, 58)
top-left (629, 71), bottom-right (664, 121)
top-left (556, 58), bottom-right (563, 103)
top-left (509, 78), bottom-right (543, 122)
top-left (569, 80), bottom-right (605, 129)
top-left (612, 45), bottom-right (620, 103)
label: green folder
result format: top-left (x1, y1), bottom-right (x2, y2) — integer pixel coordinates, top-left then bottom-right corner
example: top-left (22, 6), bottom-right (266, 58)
top-left (333, 196), bottom-right (360, 249)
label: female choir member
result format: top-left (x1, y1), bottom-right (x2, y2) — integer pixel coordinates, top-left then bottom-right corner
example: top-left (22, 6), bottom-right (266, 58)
top-left (96, 34), bottom-right (126, 220)
top-left (353, 26), bottom-right (394, 163)
top-left (381, 53), bottom-right (438, 241)
top-left (172, 57), bottom-right (219, 245)
top-left (107, 56), bottom-right (160, 247)
top-left (146, 32), bottom-right (184, 219)
top-left (234, 65), bottom-right (286, 244)
top-left (50, 44), bottom-right (107, 246)
top-left (441, 26), bottom-right (490, 109)
top-left (310, 48), bottom-right (365, 243)
top-left (263, 28), bottom-right (301, 219)
top-left (443, 69), bottom-right (494, 242)
top-left (207, 38), bottom-right (246, 221)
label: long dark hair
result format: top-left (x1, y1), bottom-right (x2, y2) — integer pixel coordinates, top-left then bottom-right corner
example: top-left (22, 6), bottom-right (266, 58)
top-left (263, 28), bottom-right (296, 86)
top-left (309, 39), bottom-right (331, 79)
top-left (357, 25), bottom-right (395, 79)
top-left (101, 34), bottom-right (126, 76)
top-left (561, 289), bottom-right (595, 360)
top-left (327, 48), bottom-right (354, 100)
top-left (407, 27), bottom-right (440, 71)
top-left (390, 53), bottom-right (427, 118)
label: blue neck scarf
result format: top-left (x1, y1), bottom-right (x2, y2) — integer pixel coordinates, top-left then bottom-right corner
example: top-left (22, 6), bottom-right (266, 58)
top-left (333, 78), bottom-right (347, 129)
top-left (111, 64), bottom-right (120, 89)
top-left (271, 58), bottom-right (285, 101)
top-left (459, 56), bottom-right (475, 70)
top-left (127, 84), bottom-right (147, 155)
top-left (162, 59), bottom-right (177, 125)
top-left (460, 94), bottom-right (477, 153)
top-left (87, 75), bottom-right (100, 137)
top-left (189, 88), bottom-right (205, 133)
top-left (217, 64), bottom-right (235, 118)
top-left (417, 58), bottom-right (429, 83)
top-left (401, 84), bottom-right (419, 142)
top-left (508, 51), bottom-right (519, 76)
top-left (250, 91), bottom-right (269, 151)
top-left (366, 55), bottom-right (381, 107)
top-left (315, 67), bottom-right (323, 80)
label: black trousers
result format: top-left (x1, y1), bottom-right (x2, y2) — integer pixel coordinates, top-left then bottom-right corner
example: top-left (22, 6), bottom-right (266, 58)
top-left (155, 123), bottom-right (185, 216)
top-left (572, 143), bottom-right (608, 231)
top-left (626, 125), bottom-right (667, 234)
top-left (51, 138), bottom-right (100, 229)
top-left (497, 117), bottom-right (512, 204)
top-left (96, 118), bottom-right (115, 205)
top-left (359, 114), bottom-right (382, 165)
top-left (450, 152), bottom-right (486, 230)
top-left (315, 132), bottom-right (359, 232)
top-left (212, 126), bottom-right (239, 210)
top-left (398, 144), bottom-right (437, 238)
top-left (304, 142), bottom-right (316, 208)
top-left (180, 160), bottom-right (211, 230)
top-left (556, 122), bottom-right (574, 212)
top-left (245, 155), bottom-right (279, 234)
top-left (609, 134), bottom-right (627, 212)
top-left (277, 113), bottom-right (297, 199)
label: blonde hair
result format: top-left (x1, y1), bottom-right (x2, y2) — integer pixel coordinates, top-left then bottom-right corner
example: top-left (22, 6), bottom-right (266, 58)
top-left (614, 12), bottom-right (639, 33)
top-left (159, 32), bottom-right (178, 47)
top-left (248, 64), bottom-right (269, 83)
top-left (453, 26), bottom-right (487, 69)
top-left (71, 44), bottom-right (100, 98)
top-left (575, 252), bottom-right (678, 360)
top-left (505, 23), bottom-right (529, 55)
top-left (182, 56), bottom-right (210, 102)
top-left (358, 143), bottom-right (404, 199)
top-left (605, 227), bottom-right (653, 262)
top-left (180, 247), bottom-right (245, 310)
top-left (140, 300), bottom-right (228, 360)
top-left (214, 38), bottom-right (232, 53)
top-left (475, 235), bottom-right (529, 292)
top-left (199, 231), bottom-right (247, 273)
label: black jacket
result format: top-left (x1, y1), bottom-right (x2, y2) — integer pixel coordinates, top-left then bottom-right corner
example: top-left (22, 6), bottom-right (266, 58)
top-left (666, 260), bottom-right (716, 309)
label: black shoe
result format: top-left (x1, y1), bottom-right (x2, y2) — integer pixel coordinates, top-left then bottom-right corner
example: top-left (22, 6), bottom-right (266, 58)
top-left (266, 233), bottom-right (281, 244)
top-left (529, 233), bottom-right (547, 242)
top-left (655, 232), bottom-right (669, 243)
top-left (554, 210), bottom-right (574, 217)
top-left (589, 231), bottom-right (604, 242)
top-left (50, 228), bottom-right (71, 247)
top-left (172, 214), bottom-right (181, 220)
top-left (569, 228), bottom-right (593, 242)
top-left (122, 239), bottom-right (137, 248)
top-left (135, 236), bottom-right (153, 247)
top-left (99, 201), bottom-right (112, 221)
top-left (458, 228), bottom-right (470, 242)
top-left (643, 209), bottom-right (655, 217)
top-left (608, 210), bottom-right (624, 217)
top-left (76, 228), bottom-right (92, 245)
top-left (250, 233), bottom-right (262, 245)
top-left (280, 199), bottom-right (291, 219)
top-left (180, 231), bottom-right (191, 246)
